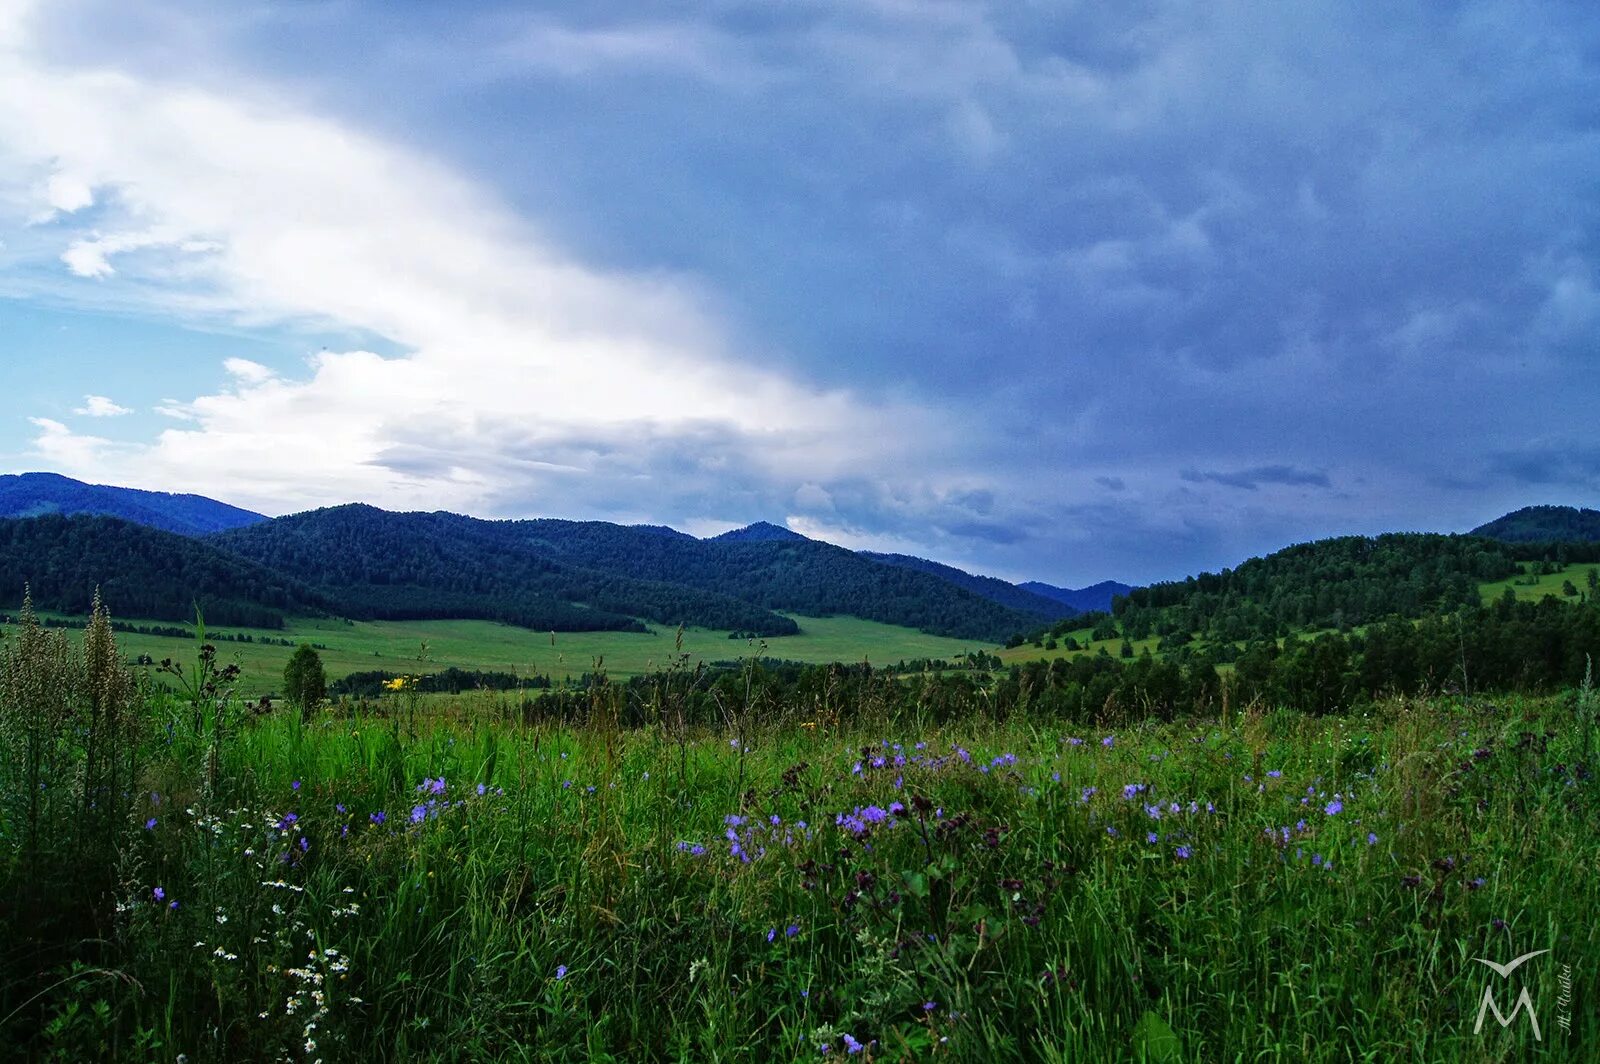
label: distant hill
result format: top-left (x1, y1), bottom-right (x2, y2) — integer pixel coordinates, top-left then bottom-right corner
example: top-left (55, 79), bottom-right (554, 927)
top-left (210, 505), bottom-right (798, 635)
top-left (0, 514), bottom-right (326, 628)
top-left (1019, 580), bottom-right (1134, 615)
top-left (1114, 533), bottom-right (1522, 645)
top-left (861, 552), bottom-right (1078, 621)
top-left (464, 516), bottom-right (1048, 642)
top-left (0, 472), bottom-right (265, 536)
top-left (710, 521), bottom-right (809, 543)
top-left (1472, 505), bottom-right (1600, 544)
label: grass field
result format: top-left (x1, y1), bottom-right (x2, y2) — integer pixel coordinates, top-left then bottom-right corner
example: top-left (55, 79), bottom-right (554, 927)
top-left (3, 665), bottom-right (1594, 1060)
top-left (1479, 562), bottom-right (1600, 604)
top-left (27, 611), bottom-right (988, 697)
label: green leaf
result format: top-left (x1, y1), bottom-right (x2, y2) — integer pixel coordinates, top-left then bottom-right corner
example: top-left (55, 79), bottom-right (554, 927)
top-left (1130, 1010), bottom-right (1182, 1063)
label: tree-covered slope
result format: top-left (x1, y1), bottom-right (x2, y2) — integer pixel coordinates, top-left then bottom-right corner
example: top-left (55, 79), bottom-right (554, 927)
top-left (860, 552), bottom-right (1077, 621)
top-left (495, 518), bottom-right (1047, 641)
top-left (0, 514), bottom-right (325, 628)
top-left (0, 472), bottom-right (266, 536)
top-left (1018, 580), bottom-right (1134, 614)
top-left (1472, 505), bottom-right (1600, 544)
top-left (1114, 533), bottom-right (1523, 644)
top-left (209, 506), bottom-right (799, 635)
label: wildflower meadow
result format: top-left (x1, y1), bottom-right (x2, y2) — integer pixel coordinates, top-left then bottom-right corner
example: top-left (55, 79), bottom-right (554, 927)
top-left (1, 600), bottom-right (1595, 1061)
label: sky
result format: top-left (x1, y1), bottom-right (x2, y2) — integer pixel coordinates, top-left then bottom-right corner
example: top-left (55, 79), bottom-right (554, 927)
top-left (1, 0), bottom-right (1598, 587)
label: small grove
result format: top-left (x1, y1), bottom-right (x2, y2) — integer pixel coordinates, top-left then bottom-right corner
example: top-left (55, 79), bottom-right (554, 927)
top-left (0, 596), bottom-right (1596, 1061)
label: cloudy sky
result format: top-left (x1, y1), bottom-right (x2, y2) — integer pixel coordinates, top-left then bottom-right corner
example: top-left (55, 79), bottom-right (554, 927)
top-left (2, 0), bottom-right (1597, 586)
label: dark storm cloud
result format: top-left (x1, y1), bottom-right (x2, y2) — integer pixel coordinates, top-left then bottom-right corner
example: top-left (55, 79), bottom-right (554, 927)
top-left (1180, 467), bottom-right (1333, 492)
top-left (27, 0), bottom-right (1600, 586)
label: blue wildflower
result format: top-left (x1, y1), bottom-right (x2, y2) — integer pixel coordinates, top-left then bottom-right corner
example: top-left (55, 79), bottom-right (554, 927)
top-left (555, 965), bottom-right (568, 980)
top-left (145, 817), bottom-right (157, 830)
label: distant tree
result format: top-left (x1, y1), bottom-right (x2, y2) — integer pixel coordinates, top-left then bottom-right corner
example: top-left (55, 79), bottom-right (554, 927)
top-left (283, 643), bottom-right (327, 721)
top-left (1562, 579), bottom-right (1579, 597)
top-left (1120, 638), bottom-right (1135, 659)
top-left (1588, 568), bottom-right (1598, 591)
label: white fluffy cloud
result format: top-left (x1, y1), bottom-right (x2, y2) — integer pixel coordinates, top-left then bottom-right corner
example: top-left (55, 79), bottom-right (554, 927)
top-left (73, 395), bottom-right (131, 417)
top-left (0, 0), bottom-right (932, 520)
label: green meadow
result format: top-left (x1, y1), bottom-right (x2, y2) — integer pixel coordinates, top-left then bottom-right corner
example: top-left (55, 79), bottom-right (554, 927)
top-left (1, 602), bottom-right (1594, 1061)
top-left (35, 611), bottom-right (984, 697)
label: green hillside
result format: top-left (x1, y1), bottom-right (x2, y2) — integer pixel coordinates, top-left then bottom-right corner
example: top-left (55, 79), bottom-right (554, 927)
top-left (0, 471), bottom-right (265, 536)
top-left (1472, 504), bottom-right (1600, 543)
top-left (210, 505), bottom-right (797, 635)
top-left (211, 506), bottom-right (1048, 642)
top-left (0, 514), bottom-right (328, 628)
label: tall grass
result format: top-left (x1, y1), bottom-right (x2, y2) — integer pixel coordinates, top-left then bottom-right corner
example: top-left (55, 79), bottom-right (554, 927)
top-left (1, 632), bottom-right (1595, 1060)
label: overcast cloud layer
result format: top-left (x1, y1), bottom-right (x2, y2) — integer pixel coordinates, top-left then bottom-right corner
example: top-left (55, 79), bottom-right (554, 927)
top-left (2, 0), bottom-right (1598, 586)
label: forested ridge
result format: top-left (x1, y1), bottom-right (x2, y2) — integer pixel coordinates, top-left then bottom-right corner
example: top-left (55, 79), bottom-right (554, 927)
top-left (0, 472), bottom-right (265, 536)
top-left (210, 506), bottom-right (800, 635)
top-left (0, 514), bottom-right (326, 627)
top-left (1472, 504), bottom-right (1600, 544)
top-left (1112, 534), bottom-right (1526, 643)
top-left (859, 551), bottom-right (1078, 620)
top-left (494, 517), bottom-right (1050, 641)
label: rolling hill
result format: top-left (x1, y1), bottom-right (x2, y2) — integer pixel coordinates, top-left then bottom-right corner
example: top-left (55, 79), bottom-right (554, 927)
top-left (0, 472), bottom-right (266, 536)
top-left (1112, 533), bottom-right (1522, 646)
top-left (860, 552), bottom-right (1079, 620)
top-left (209, 505), bottom-right (799, 635)
top-left (1472, 505), bottom-right (1600, 544)
top-left (0, 514), bottom-right (327, 627)
top-left (481, 516), bottom-right (1050, 641)
top-left (211, 507), bottom-right (1047, 641)
top-left (1019, 579), bottom-right (1134, 614)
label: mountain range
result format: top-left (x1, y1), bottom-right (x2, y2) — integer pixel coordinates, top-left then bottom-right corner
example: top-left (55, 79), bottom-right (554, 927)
top-left (0, 471), bottom-right (266, 536)
top-left (5, 473), bottom-right (1590, 646)
top-left (0, 474), bottom-right (1112, 641)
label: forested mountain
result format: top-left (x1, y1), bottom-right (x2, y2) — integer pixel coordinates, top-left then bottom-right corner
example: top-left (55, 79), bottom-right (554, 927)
top-left (1019, 580), bottom-right (1134, 614)
top-left (484, 517), bottom-right (1049, 641)
top-left (0, 472), bottom-right (265, 536)
top-left (0, 514), bottom-right (326, 627)
top-left (1113, 534), bottom-right (1525, 644)
top-left (860, 552), bottom-right (1077, 620)
top-left (210, 506), bottom-right (798, 635)
top-left (1472, 505), bottom-right (1600, 543)
top-left (710, 521), bottom-right (809, 543)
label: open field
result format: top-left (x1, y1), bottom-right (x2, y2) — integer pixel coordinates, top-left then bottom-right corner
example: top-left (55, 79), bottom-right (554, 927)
top-left (27, 612), bottom-right (987, 697)
top-left (1480, 562), bottom-right (1600, 604)
top-left (2, 631), bottom-right (1594, 1061)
